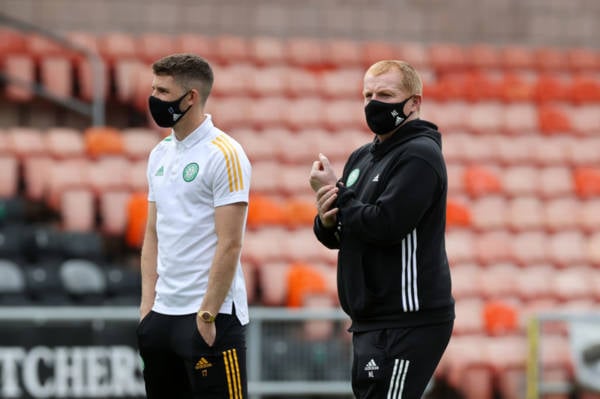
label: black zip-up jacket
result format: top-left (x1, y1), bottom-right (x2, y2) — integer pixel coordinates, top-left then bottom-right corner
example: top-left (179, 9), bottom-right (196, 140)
top-left (314, 119), bottom-right (455, 332)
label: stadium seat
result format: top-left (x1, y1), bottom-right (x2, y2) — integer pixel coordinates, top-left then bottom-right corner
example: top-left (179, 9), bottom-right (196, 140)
top-left (248, 96), bottom-right (289, 129)
top-left (302, 293), bottom-right (336, 341)
top-left (464, 43), bottom-right (501, 69)
top-left (361, 41), bottom-right (399, 68)
top-left (318, 69), bottom-right (364, 99)
top-left (125, 191), bottom-right (148, 249)
top-left (242, 226), bottom-right (289, 265)
top-left (501, 102), bottom-right (538, 135)
top-left (59, 258), bottom-right (107, 305)
top-left (533, 47), bottom-right (567, 71)
top-left (453, 298), bottom-right (485, 336)
top-left (323, 38), bottom-right (363, 68)
top-left (397, 42), bottom-right (429, 69)
top-left (60, 188), bottom-right (96, 232)
top-left (246, 66), bottom-right (287, 98)
top-left (538, 166), bottom-right (574, 199)
top-left (463, 165), bottom-right (502, 198)
top-left (114, 59), bottom-right (146, 103)
top-left (44, 127), bottom-right (85, 159)
top-left (121, 127), bottom-right (160, 160)
top-left (446, 198), bottom-right (472, 228)
top-left (6, 127), bottom-right (47, 159)
top-left (46, 158), bottom-right (91, 210)
top-left (24, 260), bottom-right (70, 305)
top-left (566, 48), bottom-right (599, 72)
top-left (474, 230), bottom-right (512, 265)
top-left (445, 230), bottom-right (475, 265)
top-left (210, 63), bottom-right (254, 97)
top-left (514, 263), bottom-right (555, 303)
top-left (587, 232), bottom-right (600, 269)
top-left (246, 193), bottom-right (287, 228)
top-left (322, 98), bottom-right (365, 132)
top-left (136, 33), bottom-right (178, 64)
top-left (286, 261), bottom-right (328, 308)
top-left (127, 159), bottom-right (148, 193)
top-left (543, 197), bottom-right (581, 233)
top-left (578, 199), bottom-right (600, 235)
top-left (83, 126), bottom-right (124, 158)
top-left (450, 263), bottom-right (482, 300)
top-left (0, 259), bottom-right (28, 305)
top-left (507, 196), bottom-right (544, 231)
top-left (284, 37), bottom-right (325, 70)
top-left (551, 266), bottom-right (594, 302)
top-left (548, 231), bottom-right (588, 269)
top-left (533, 74), bottom-right (570, 103)
top-left (0, 28), bottom-right (27, 55)
top-left (22, 156), bottom-right (54, 201)
top-left (257, 261), bottom-right (290, 306)
top-left (282, 198), bottom-right (316, 228)
top-left (538, 104), bottom-right (572, 135)
top-left (501, 166), bottom-right (538, 197)
top-left (97, 32), bottom-right (138, 65)
top-left (214, 35), bottom-right (251, 65)
top-left (283, 68), bottom-right (320, 98)
top-left (570, 105), bottom-right (600, 136)
top-left (0, 155), bottom-right (19, 198)
top-left (64, 31), bottom-right (101, 62)
top-left (465, 103), bottom-right (503, 134)
top-left (88, 156), bottom-right (131, 194)
top-left (509, 231), bottom-right (549, 266)
top-left (529, 135), bottom-right (569, 167)
top-left (463, 71), bottom-right (501, 103)
top-left (99, 190), bottom-right (131, 236)
top-left (40, 56), bottom-right (73, 98)
top-left (443, 335), bottom-right (494, 399)
top-left (427, 43), bottom-right (466, 72)
top-left (499, 45), bottom-right (536, 70)
top-left (477, 262), bottom-right (519, 301)
top-left (570, 74), bottom-right (600, 104)
top-left (499, 73), bottom-right (536, 104)
top-left (75, 57), bottom-right (109, 101)
top-left (573, 167), bottom-right (600, 198)
top-left (176, 33), bottom-right (216, 63)
top-left (103, 264), bottom-right (141, 306)
top-left (4, 54), bottom-right (35, 102)
top-left (283, 97), bottom-right (325, 131)
top-left (482, 300), bottom-right (519, 336)
top-left (208, 96), bottom-right (253, 131)
top-left (471, 195), bottom-right (507, 231)
top-left (248, 36), bottom-right (286, 66)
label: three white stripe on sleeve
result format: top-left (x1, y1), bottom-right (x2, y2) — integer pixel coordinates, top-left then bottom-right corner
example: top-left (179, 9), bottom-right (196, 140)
top-left (401, 229), bottom-right (419, 312)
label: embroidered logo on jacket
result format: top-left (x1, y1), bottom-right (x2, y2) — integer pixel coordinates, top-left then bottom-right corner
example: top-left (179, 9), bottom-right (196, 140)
top-left (346, 168), bottom-right (360, 187)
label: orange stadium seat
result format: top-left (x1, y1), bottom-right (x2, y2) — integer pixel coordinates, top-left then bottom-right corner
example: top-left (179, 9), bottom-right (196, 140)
top-left (463, 71), bottom-right (501, 103)
top-left (4, 55), bottom-right (35, 102)
top-left (446, 198), bottom-right (472, 228)
top-left (499, 72), bottom-right (536, 103)
top-left (44, 127), bottom-right (85, 159)
top-left (286, 261), bottom-right (328, 308)
top-left (533, 74), bottom-right (570, 103)
top-left (482, 300), bottom-right (519, 336)
top-left (83, 126), bottom-right (124, 158)
top-left (570, 74), bottom-right (600, 104)
top-left (537, 104), bottom-right (572, 135)
top-left (248, 36), bottom-right (286, 66)
top-left (282, 198), bottom-right (316, 228)
top-left (573, 167), bottom-right (600, 198)
top-left (246, 194), bottom-right (287, 228)
top-left (60, 188), bottom-right (95, 232)
top-left (463, 165), bottom-right (502, 197)
top-left (125, 191), bottom-right (148, 249)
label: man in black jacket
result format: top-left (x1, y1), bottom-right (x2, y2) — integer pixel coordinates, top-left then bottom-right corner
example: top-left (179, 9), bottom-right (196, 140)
top-left (310, 60), bottom-right (454, 399)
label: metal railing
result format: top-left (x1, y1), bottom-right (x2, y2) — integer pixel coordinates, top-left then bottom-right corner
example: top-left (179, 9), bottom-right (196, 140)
top-left (0, 306), bottom-right (353, 399)
top-left (0, 13), bottom-right (105, 126)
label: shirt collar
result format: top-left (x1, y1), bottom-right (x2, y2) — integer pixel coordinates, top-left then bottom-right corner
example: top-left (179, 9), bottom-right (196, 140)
top-left (173, 114), bottom-right (214, 149)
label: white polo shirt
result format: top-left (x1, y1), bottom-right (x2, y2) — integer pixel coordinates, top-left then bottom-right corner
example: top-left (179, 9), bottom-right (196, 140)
top-left (147, 115), bottom-right (251, 325)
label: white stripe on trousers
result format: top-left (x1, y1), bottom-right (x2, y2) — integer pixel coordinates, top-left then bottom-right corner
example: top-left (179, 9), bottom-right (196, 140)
top-left (401, 229), bottom-right (419, 312)
top-left (387, 358), bottom-right (410, 399)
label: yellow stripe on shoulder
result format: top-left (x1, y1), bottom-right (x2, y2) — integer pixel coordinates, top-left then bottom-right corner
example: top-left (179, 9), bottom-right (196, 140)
top-left (211, 135), bottom-right (244, 192)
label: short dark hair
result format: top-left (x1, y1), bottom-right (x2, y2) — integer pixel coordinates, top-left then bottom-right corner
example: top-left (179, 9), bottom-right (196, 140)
top-left (152, 54), bottom-right (214, 103)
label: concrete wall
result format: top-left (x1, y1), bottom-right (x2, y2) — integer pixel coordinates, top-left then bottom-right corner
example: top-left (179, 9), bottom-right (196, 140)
top-left (1, 0), bottom-right (599, 48)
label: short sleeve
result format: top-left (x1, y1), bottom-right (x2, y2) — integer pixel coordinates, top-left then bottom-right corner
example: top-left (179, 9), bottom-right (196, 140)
top-left (209, 134), bottom-right (252, 207)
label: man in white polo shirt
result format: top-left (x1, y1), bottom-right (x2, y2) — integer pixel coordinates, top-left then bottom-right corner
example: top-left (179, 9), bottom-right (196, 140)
top-left (136, 53), bottom-right (252, 399)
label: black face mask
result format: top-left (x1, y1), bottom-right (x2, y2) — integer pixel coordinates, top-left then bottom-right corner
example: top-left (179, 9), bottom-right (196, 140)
top-left (364, 96), bottom-right (413, 135)
top-left (148, 91), bottom-right (192, 128)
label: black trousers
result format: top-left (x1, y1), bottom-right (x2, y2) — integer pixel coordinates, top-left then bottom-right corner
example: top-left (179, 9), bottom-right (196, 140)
top-left (351, 321), bottom-right (453, 399)
top-left (137, 310), bottom-right (247, 399)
